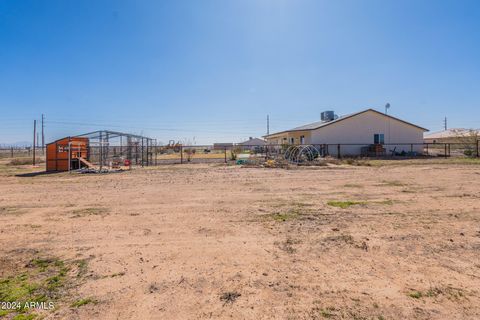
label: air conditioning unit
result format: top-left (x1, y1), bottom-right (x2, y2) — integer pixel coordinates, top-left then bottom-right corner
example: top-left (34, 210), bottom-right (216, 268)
top-left (321, 111), bottom-right (335, 122)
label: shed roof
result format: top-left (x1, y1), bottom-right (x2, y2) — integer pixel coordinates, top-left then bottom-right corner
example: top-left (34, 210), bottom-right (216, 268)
top-left (46, 136), bottom-right (89, 146)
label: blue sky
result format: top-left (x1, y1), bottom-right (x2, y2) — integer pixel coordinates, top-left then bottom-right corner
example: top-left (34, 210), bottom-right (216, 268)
top-left (1, 0), bottom-right (479, 145)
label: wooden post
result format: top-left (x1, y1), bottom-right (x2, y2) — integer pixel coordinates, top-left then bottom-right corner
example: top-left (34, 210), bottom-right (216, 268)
top-left (426, 143), bottom-right (429, 155)
top-left (477, 140), bottom-right (479, 158)
top-left (224, 147), bottom-right (227, 163)
top-left (33, 120), bottom-right (36, 165)
top-left (68, 142), bottom-right (71, 173)
top-left (448, 143), bottom-right (451, 157)
top-left (41, 114), bottom-right (45, 155)
top-left (444, 144), bottom-right (447, 158)
top-left (10, 147), bottom-right (13, 158)
top-left (337, 144), bottom-right (341, 159)
top-left (410, 144), bottom-right (413, 153)
top-left (180, 146), bottom-right (183, 164)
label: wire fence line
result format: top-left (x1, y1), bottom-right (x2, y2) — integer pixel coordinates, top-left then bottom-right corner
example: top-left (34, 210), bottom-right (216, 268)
top-left (0, 147), bottom-right (45, 159)
top-left (1, 141), bottom-right (479, 166)
top-left (152, 141), bottom-right (480, 165)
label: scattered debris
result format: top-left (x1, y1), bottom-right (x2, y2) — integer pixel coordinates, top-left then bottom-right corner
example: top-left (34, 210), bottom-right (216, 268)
top-left (220, 291), bottom-right (241, 305)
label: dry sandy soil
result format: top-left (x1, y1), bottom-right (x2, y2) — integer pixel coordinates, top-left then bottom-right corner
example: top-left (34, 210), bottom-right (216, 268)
top-left (1, 159), bottom-right (480, 319)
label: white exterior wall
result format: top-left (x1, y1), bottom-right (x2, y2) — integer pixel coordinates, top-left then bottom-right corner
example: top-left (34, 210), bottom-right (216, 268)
top-left (310, 110), bottom-right (425, 156)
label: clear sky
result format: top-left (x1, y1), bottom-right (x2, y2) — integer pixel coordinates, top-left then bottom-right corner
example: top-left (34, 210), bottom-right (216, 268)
top-left (1, 0), bottom-right (479, 145)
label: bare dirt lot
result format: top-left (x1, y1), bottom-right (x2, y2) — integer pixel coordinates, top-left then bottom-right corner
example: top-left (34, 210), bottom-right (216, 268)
top-left (1, 159), bottom-right (480, 319)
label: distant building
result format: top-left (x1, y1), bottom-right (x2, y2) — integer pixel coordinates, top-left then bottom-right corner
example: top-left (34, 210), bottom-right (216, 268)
top-left (264, 108), bottom-right (428, 156)
top-left (236, 137), bottom-right (266, 152)
top-left (424, 128), bottom-right (480, 144)
top-left (237, 137), bottom-right (266, 147)
top-left (213, 143), bottom-right (233, 150)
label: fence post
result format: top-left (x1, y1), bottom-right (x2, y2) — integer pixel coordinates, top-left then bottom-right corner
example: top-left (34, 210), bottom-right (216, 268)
top-left (337, 144), bottom-right (341, 159)
top-left (477, 140), bottom-right (479, 158)
top-left (444, 144), bottom-right (447, 158)
top-left (180, 146), bottom-right (183, 164)
top-left (11, 147), bottom-right (13, 158)
top-left (448, 143), bottom-right (451, 157)
top-left (224, 147), bottom-right (227, 163)
top-left (68, 143), bottom-right (71, 173)
top-left (410, 144), bottom-right (413, 153)
top-left (426, 143), bottom-right (429, 155)
top-left (135, 143), bottom-right (138, 165)
top-left (33, 120), bottom-right (36, 166)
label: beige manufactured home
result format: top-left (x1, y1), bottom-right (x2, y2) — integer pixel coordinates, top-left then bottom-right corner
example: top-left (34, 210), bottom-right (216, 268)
top-left (264, 109), bottom-right (428, 156)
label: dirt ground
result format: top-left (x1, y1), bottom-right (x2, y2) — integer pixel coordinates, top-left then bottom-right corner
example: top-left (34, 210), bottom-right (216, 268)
top-left (1, 159), bottom-right (480, 319)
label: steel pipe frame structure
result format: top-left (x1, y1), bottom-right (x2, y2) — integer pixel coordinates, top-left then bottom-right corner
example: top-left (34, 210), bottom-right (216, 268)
top-left (75, 130), bottom-right (156, 168)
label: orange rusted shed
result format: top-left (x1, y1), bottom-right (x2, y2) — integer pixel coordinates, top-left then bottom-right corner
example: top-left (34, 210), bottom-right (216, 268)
top-left (46, 137), bottom-right (89, 171)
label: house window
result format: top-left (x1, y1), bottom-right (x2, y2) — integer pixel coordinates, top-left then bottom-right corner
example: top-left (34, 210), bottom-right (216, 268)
top-left (290, 137), bottom-right (294, 144)
top-left (300, 136), bottom-right (305, 144)
top-left (374, 134), bottom-right (385, 144)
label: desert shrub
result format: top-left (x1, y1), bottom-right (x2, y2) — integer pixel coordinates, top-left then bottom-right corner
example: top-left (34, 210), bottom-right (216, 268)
top-left (8, 158), bottom-right (44, 166)
top-left (183, 148), bottom-right (196, 162)
top-left (230, 147), bottom-right (241, 161)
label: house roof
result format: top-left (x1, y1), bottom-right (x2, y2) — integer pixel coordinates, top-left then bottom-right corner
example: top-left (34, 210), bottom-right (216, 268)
top-left (264, 108), bottom-right (428, 138)
top-left (424, 128), bottom-right (480, 139)
top-left (238, 138), bottom-right (266, 146)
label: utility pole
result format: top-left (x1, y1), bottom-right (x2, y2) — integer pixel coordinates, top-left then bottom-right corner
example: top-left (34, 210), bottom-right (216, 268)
top-left (41, 114), bottom-right (45, 155)
top-left (33, 120), bottom-right (36, 166)
top-left (444, 117), bottom-right (448, 131)
top-left (267, 115), bottom-right (270, 135)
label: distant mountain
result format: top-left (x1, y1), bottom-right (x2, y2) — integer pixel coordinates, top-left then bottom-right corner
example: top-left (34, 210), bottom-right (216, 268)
top-left (0, 141), bottom-right (33, 148)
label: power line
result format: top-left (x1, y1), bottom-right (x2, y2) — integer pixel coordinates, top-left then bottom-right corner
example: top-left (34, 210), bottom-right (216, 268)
top-left (45, 120), bottom-right (265, 135)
